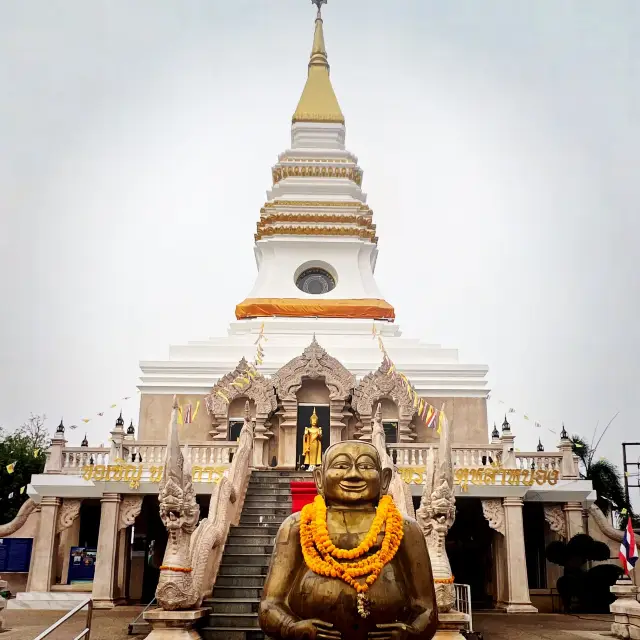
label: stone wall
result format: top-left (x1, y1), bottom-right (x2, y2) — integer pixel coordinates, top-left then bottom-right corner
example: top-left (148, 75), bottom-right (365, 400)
top-left (414, 397), bottom-right (488, 444)
top-left (138, 393), bottom-right (211, 441)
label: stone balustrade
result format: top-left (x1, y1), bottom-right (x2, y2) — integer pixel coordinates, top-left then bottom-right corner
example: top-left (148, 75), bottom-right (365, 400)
top-left (57, 441), bottom-right (239, 474)
top-left (386, 443), bottom-right (571, 477)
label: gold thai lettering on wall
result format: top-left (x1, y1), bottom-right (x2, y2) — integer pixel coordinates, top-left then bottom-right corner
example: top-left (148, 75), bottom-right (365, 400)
top-left (81, 461), bottom-right (227, 490)
top-left (398, 466), bottom-right (561, 490)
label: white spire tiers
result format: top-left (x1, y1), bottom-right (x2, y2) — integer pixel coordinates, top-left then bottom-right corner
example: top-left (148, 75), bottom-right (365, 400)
top-left (235, 4), bottom-right (393, 322)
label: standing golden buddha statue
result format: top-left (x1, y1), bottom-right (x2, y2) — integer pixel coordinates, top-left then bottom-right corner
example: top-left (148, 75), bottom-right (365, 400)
top-left (259, 441), bottom-right (438, 640)
top-left (303, 407), bottom-right (323, 469)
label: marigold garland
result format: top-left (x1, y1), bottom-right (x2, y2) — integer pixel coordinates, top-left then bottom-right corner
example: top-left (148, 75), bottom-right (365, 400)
top-left (159, 565), bottom-right (193, 573)
top-left (434, 576), bottom-right (455, 584)
top-left (300, 494), bottom-right (404, 617)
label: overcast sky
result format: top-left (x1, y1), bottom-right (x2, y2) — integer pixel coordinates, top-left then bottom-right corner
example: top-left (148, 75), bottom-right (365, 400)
top-left (1, 0), bottom-right (638, 497)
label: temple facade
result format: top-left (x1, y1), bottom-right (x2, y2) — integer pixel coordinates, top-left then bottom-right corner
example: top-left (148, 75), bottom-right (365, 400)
top-left (0, 3), bottom-right (618, 620)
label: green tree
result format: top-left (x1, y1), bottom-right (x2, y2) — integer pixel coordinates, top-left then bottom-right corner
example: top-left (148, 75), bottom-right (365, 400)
top-left (570, 415), bottom-right (631, 523)
top-left (0, 414), bottom-right (49, 524)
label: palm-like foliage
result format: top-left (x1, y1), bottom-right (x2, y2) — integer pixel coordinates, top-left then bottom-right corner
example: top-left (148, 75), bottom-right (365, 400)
top-left (570, 429), bottom-right (630, 520)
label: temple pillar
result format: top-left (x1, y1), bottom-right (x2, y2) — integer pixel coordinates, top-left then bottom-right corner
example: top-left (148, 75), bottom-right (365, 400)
top-left (502, 497), bottom-right (537, 613)
top-left (358, 413), bottom-right (373, 442)
top-left (92, 493), bottom-right (121, 608)
top-left (252, 415), bottom-right (268, 468)
top-left (29, 497), bottom-right (60, 592)
top-left (329, 398), bottom-right (346, 445)
top-left (278, 399), bottom-right (298, 469)
top-left (563, 501), bottom-right (585, 539)
top-left (398, 416), bottom-right (413, 443)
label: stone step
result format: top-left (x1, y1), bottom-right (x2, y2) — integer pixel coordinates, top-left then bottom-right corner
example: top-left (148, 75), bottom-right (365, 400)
top-left (218, 564), bottom-right (269, 576)
top-left (252, 471), bottom-right (312, 478)
top-left (245, 488), bottom-right (292, 496)
top-left (228, 535), bottom-right (275, 546)
top-left (208, 612), bottom-right (260, 628)
top-left (243, 495), bottom-right (292, 503)
top-left (249, 477), bottom-right (308, 485)
top-left (200, 627), bottom-right (264, 640)
top-left (239, 515), bottom-right (288, 525)
top-left (224, 544), bottom-right (274, 555)
top-left (241, 506), bottom-right (290, 516)
top-left (220, 554), bottom-right (272, 567)
top-left (211, 586), bottom-right (263, 600)
top-left (229, 525), bottom-right (282, 536)
top-left (206, 598), bottom-right (260, 614)
top-left (215, 575), bottom-right (267, 588)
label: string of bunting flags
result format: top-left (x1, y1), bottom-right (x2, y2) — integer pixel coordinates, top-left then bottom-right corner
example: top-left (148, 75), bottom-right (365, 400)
top-left (215, 323), bottom-right (268, 405)
top-left (372, 324), bottom-right (446, 433)
top-left (487, 396), bottom-right (562, 437)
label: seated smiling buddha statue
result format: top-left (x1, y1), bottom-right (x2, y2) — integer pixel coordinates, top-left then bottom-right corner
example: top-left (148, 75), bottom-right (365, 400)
top-left (259, 441), bottom-right (437, 640)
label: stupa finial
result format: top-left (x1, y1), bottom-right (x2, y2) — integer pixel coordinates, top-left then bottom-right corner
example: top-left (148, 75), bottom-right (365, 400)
top-left (292, 0), bottom-right (344, 125)
top-left (312, 0), bottom-right (327, 19)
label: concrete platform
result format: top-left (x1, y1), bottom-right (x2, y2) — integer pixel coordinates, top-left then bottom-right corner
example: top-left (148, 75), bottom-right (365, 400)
top-left (6, 590), bottom-right (90, 610)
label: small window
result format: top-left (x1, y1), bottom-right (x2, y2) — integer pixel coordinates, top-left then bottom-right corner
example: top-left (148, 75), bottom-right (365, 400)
top-left (295, 268), bottom-right (336, 295)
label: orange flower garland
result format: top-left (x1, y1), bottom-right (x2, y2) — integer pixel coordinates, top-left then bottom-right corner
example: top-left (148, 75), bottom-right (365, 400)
top-left (300, 494), bottom-right (404, 618)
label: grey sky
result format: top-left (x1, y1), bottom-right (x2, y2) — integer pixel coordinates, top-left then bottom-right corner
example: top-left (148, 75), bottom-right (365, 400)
top-left (1, 1), bottom-right (638, 497)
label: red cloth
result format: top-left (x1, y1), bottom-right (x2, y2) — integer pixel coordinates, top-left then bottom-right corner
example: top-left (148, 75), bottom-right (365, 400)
top-left (290, 481), bottom-right (317, 513)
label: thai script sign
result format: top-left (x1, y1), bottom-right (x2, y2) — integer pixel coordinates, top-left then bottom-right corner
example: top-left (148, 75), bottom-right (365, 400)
top-left (398, 466), bottom-right (560, 490)
top-left (81, 460), bottom-right (228, 490)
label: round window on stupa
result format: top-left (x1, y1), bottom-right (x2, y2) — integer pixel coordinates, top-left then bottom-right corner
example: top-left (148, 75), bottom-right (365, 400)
top-left (295, 267), bottom-right (336, 295)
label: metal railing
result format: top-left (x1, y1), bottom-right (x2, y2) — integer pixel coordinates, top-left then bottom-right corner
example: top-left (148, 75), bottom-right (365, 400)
top-left (33, 597), bottom-right (93, 640)
top-left (454, 583), bottom-right (473, 632)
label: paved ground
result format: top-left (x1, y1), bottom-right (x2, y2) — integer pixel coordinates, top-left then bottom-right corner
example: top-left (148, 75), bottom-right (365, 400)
top-left (0, 608), bottom-right (614, 640)
top-left (474, 612), bottom-right (613, 639)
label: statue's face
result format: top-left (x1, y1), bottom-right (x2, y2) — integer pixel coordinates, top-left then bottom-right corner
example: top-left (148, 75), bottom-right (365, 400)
top-left (314, 442), bottom-right (391, 505)
top-left (310, 412), bottom-right (318, 426)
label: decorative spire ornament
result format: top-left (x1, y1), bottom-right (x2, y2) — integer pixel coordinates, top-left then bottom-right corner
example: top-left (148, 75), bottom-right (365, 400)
top-left (502, 415), bottom-right (511, 433)
top-left (537, 438), bottom-right (544, 452)
top-left (311, 0), bottom-right (327, 18)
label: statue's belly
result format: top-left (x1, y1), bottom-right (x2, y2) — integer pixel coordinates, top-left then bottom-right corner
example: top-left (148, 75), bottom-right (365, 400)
top-left (287, 560), bottom-right (412, 639)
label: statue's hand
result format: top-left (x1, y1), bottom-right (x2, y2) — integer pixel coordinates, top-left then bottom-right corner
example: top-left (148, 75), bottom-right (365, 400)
top-left (369, 622), bottom-right (417, 639)
top-left (289, 619), bottom-right (341, 639)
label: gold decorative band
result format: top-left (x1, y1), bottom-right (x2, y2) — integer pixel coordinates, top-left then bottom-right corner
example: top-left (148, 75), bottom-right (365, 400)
top-left (292, 112), bottom-right (345, 124)
top-left (272, 165), bottom-right (363, 186)
top-left (235, 298), bottom-right (395, 321)
top-left (262, 201), bottom-right (370, 212)
top-left (259, 213), bottom-right (373, 226)
top-left (254, 225), bottom-right (377, 243)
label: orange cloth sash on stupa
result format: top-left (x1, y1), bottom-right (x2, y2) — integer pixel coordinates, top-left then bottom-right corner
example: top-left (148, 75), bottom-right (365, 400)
top-left (235, 298), bottom-right (395, 321)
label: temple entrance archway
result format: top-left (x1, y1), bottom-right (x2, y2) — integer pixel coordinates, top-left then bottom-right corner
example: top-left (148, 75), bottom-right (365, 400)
top-left (273, 338), bottom-right (355, 469)
top-left (295, 380), bottom-right (331, 468)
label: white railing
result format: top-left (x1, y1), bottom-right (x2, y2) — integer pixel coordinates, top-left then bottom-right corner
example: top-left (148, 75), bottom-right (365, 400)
top-left (514, 452), bottom-right (563, 471)
top-left (60, 442), bottom-right (238, 473)
top-left (62, 448), bottom-right (110, 470)
top-left (454, 583), bottom-right (473, 631)
top-left (126, 442), bottom-right (238, 466)
top-left (387, 444), bottom-right (502, 469)
top-left (386, 443), bottom-right (564, 473)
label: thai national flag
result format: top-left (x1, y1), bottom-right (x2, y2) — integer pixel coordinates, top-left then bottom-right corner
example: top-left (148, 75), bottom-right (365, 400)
top-left (619, 517), bottom-right (639, 575)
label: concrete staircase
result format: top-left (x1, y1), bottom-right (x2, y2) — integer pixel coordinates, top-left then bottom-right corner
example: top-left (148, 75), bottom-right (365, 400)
top-left (200, 470), bottom-right (312, 640)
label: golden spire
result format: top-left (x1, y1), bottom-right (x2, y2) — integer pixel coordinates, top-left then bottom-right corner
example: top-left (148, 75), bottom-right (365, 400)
top-left (292, 1), bottom-right (345, 125)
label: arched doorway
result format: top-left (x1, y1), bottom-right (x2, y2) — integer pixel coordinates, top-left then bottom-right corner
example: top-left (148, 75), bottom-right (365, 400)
top-left (296, 380), bottom-right (331, 468)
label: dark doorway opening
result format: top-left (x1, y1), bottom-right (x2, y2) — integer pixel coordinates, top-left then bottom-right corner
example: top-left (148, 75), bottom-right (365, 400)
top-left (524, 502), bottom-right (547, 589)
top-left (296, 405), bottom-right (330, 468)
top-left (78, 500), bottom-right (101, 548)
top-left (140, 496), bottom-right (168, 604)
top-left (446, 498), bottom-right (495, 609)
top-left (383, 421), bottom-right (398, 444)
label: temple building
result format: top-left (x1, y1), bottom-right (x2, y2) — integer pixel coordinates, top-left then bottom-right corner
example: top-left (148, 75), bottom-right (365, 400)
top-left (0, 3), bottom-right (621, 626)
